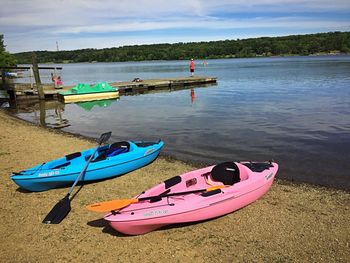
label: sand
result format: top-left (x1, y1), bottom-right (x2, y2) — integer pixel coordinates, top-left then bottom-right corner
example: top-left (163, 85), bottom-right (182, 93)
top-left (0, 109), bottom-right (349, 262)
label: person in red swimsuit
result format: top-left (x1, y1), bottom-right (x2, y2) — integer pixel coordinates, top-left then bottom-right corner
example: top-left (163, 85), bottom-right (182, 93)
top-left (189, 58), bottom-right (195, 77)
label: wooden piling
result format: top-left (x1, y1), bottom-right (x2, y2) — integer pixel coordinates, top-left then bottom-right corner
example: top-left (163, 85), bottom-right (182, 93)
top-left (31, 53), bottom-right (45, 100)
top-left (1, 68), bottom-right (6, 89)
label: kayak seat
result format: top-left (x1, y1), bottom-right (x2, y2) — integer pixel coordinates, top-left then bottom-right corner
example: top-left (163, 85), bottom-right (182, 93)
top-left (211, 162), bottom-right (240, 186)
top-left (107, 141), bottom-right (130, 157)
top-left (92, 141), bottom-right (130, 162)
top-left (107, 147), bottom-right (128, 157)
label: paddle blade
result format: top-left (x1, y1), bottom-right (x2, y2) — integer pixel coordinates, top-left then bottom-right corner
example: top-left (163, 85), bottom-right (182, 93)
top-left (86, 198), bottom-right (138, 213)
top-left (98, 132), bottom-right (112, 144)
top-left (42, 194), bottom-right (71, 224)
top-left (207, 185), bottom-right (226, 191)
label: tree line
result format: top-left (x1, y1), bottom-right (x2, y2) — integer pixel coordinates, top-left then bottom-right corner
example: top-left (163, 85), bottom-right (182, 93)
top-left (0, 34), bottom-right (17, 67)
top-left (10, 31), bottom-right (350, 64)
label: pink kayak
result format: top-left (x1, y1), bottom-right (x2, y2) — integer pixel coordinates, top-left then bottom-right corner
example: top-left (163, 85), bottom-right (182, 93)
top-left (104, 161), bottom-right (278, 235)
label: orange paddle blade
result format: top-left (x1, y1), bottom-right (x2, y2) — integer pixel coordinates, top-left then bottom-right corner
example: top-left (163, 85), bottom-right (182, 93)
top-left (207, 185), bottom-right (226, 191)
top-left (86, 198), bottom-right (138, 212)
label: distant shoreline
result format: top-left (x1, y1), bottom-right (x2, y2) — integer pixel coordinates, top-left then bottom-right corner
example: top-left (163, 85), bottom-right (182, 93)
top-left (13, 52), bottom-right (350, 65)
top-left (12, 31), bottom-right (350, 64)
top-left (9, 53), bottom-right (349, 68)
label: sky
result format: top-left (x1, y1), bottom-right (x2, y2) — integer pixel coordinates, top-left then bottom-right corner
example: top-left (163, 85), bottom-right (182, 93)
top-left (1, 0), bottom-right (350, 53)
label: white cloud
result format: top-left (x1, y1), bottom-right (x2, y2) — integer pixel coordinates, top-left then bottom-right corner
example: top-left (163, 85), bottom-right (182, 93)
top-left (52, 16), bottom-right (350, 34)
top-left (1, 0), bottom-right (349, 52)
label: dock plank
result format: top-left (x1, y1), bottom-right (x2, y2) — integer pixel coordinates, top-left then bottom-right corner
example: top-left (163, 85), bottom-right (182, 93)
top-left (110, 76), bottom-right (217, 94)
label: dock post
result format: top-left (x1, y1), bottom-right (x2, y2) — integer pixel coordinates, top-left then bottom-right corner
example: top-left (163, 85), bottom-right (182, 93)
top-left (1, 68), bottom-right (6, 89)
top-left (31, 53), bottom-right (45, 100)
top-left (29, 66), bottom-right (34, 89)
top-left (39, 100), bottom-right (46, 126)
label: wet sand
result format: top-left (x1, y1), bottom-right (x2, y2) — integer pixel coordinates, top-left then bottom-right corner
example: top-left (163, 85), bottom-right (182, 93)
top-left (0, 109), bottom-right (349, 262)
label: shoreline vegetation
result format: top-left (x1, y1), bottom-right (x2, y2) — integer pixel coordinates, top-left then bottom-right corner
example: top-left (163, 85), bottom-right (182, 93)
top-left (13, 31), bottom-right (350, 64)
top-left (0, 109), bottom-right (349, 262)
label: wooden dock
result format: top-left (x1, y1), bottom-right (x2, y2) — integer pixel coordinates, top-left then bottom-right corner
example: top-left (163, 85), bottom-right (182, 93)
top-left (8, 76), bottom-right (217, 101)
top-left (111, 76), bottom-right (217, 94)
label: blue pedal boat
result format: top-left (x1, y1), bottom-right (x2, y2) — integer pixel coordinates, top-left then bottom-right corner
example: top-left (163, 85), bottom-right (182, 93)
top-left (11, 140), bottom-right (164, 192)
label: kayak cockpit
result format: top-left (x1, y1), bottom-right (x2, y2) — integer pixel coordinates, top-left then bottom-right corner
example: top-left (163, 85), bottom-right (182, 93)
top-left (206, 161), bottom-right (275, 186)
top-left (92, 141), bottom-right (130, 162)
top-left (210, 162), bottom-right (241, 185)
top-left (202, 162), bottom-right (250, 189)
top-left (89, 140), bottom-right (161, 162)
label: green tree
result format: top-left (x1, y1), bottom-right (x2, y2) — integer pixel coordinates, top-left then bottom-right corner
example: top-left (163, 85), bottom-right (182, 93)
top-left (0, 34), bottom-right (17, 67)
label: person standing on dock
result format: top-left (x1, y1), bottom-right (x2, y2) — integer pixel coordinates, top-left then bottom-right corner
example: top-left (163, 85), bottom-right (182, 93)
top-left (189, 58), bottom-right (195, 77)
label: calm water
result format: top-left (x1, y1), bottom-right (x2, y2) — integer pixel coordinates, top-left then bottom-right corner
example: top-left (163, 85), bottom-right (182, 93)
top-left (10, 56), bottom-right (350, 190)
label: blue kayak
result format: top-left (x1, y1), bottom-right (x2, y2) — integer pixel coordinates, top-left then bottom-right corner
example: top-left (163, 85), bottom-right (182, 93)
top-left (11, 140), bottom-right (164, 192)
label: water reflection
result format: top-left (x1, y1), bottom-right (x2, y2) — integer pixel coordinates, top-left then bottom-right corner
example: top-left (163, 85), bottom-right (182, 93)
top-left (7, 83), bottom-right (211, 130)
top-left (121, 82), bottom-right (215, 96)
top-left (52, 102), bottom-right (69, 128)
top-left (190, 88), bottom-right (195, 104)
top-left (75, 98), bottom-right (119, 111)
top-left (34, 101), bottom-right (70, 129)
top-left (11, 100), bottom-right (70, 129)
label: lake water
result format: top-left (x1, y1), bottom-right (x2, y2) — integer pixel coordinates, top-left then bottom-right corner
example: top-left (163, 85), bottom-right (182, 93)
top-left (9, 56), bottom-right (350, 190)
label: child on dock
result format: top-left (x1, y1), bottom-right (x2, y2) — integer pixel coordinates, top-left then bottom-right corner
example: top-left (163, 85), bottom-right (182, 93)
top-left (51, 73), bottom-right (63, 89)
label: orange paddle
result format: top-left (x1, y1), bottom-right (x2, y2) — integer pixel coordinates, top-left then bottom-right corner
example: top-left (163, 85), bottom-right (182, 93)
top-left (86, 185), bottom-right (226, 212)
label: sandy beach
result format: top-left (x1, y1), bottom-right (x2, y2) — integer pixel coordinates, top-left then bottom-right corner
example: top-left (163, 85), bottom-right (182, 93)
top-left (0, 109), bottom-right (349, 262)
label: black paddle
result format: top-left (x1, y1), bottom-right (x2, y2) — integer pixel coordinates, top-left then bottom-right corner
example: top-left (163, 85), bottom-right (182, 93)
top-left (43, 131), bottom-right (112, 224)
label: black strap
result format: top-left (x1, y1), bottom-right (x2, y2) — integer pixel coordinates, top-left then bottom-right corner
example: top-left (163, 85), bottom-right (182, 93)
top-left (149, 189), bottom-right (172, 203)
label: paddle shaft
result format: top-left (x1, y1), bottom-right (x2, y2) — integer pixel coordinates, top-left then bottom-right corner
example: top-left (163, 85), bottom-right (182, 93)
top-left (86, 185), bottom-right (226, 212)
top-left (68, 147), bottom-right (98, 196)
top-left (68, 132), bottom-right (111, 197)
top-left (137, 185), bottom-right (225, 202)
top-left (43, 132), bottom-right (111, 224)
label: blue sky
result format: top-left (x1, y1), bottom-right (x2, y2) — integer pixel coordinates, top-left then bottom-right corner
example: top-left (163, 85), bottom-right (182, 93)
top-left (1, 0), bottom-right (349, 53)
